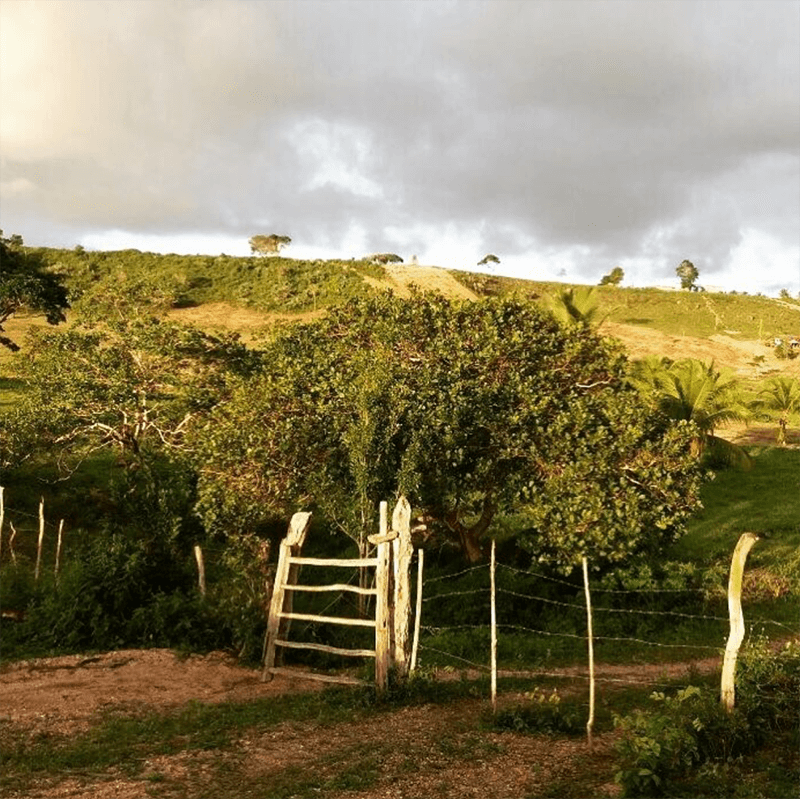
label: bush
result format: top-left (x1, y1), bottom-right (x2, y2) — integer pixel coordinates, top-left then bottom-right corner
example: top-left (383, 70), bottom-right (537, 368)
top-left (495, 686), bottom-right (584, 736)
top-left (614, 639), bottom-right (800, 797)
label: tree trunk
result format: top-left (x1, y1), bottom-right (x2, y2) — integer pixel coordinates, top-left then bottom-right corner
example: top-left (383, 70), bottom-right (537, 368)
top-left (444, 497), bottom-right (496, 563)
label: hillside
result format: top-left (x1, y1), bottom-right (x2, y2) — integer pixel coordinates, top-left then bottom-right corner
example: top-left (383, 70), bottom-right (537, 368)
top-left (7, 247), bottom-right (800, 385)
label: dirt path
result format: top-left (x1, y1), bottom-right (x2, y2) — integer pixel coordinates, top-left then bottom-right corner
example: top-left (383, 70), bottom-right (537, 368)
top-left (0, 648), bottom-right (724, 799)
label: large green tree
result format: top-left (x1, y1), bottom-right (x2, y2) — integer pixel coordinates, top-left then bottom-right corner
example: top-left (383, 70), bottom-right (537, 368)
top-left (193, 293), bottom-right (702, 568)
top-left (0, 232), bottom-right (69, 351)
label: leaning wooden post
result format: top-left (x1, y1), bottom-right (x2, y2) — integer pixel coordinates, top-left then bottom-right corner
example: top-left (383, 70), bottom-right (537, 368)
top-left (410, 548), bottom-right (424, 672)
top-left (392, 496), bottom-right (413, 677)
top-left (490, 538), bottom-right (498, 714)
top-left (34, 496), bottom-right (45, 582)
top-left (374, 501), bottom-right (391, 693)
top-left (54, 520), bottom-right (65, 582)
top-left (193, 544), bottom-right (207, 597)
top-left (262, 511), bottom-right (312, 682)
top-left (721, 532), bottom-right (759, 712)
top-left (582, 556), bottom-right (595, 750)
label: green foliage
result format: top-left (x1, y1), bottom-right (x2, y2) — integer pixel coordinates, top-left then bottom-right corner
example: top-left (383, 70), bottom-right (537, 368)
top-left (629, 357), bottom-right (751, 467)
top-left (478, 253), bottom-right (500, 266)
top-left (0, 232), bottom-right (69, 351)
top-left (249, 233), bottom-right (291, 256)
top-left (752, 375), bottom-right (800, 445)
top-left (495, 686), bottom-right (583, 735)
top-left (193, 293), bottom-right (702, 567)
top-left (676, 259), bottom-right (699, 290)
top-left (614, 640), bottom-right (800, 797)
top-left (547, 285), bottom-right (603, 326)
top-left (4, 316), bottom-right (258, 471)
top-left (600, 266), bottom-right (624, 286)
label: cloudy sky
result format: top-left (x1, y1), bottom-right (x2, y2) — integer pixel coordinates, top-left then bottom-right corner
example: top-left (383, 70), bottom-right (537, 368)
top-left (1, 0), bottom-right (798, 294)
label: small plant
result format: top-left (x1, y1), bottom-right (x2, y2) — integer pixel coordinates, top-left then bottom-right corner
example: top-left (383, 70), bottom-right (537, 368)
top-left (495, 686), bottom-right (583, 736)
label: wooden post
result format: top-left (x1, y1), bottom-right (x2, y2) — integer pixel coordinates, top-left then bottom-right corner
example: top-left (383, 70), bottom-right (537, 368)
top-left (193, 544), bottom-right (207, 597)
top-left (34, 496), bottom-right (45, 582)
top-left (9, 522), bottom-right (17, 566)
top-left (490, 539), bottom-right (498, 713)
top-left (410, 548), bottom-right (424, 672)
top-left (262, 511), bottom-right (312, 681)
top-left (721, 532), bottom-right (759, 712)
top-left (582, 556), bottom-right (595, 750)
top-left (0, 485), bottom-right (5, 563)
top-left (54, 520), bottom-right (64, 581)
top-left (392, 496), bottom-right (413, 677)
top-left (375, 501), bottom-right (391, 693)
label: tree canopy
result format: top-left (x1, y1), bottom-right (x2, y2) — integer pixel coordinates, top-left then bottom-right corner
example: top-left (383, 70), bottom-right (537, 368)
top-left (249, 234), bottom-right (292, 256)
top-left (676, 259), bottom-right (699, 290)
top-left (0, 232), bottom-right (69, 350)
top-left (192, 293), bottom-right (702, 569)
top-left (600, 266), bottom-right (624, 286)
top-left (478, 254), bottom-right (500, 266)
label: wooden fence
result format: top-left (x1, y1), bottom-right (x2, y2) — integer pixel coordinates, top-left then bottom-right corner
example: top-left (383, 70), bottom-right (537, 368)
top-left (262, 497), bottom-right (413, 692)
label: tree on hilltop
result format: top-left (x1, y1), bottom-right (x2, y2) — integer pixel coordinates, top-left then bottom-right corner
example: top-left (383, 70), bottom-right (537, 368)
top-left (367, 253), bottom-right (403, 265)
top-left (599, 266), bottom-right (624, 286)
top-left (676, 259), bottom-right (699, 290)
top-left (0, 231), bottom-right (69, 351)
top-left (249, 234), bottom-right (292, 257)
top-left (478, 254), bottom-right (500, 266)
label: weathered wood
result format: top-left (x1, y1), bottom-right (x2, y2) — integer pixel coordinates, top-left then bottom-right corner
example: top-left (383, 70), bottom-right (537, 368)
top-left (267, 666), bottom-right (366, 686)
top-left (367, 530), bottom-right (399, 545)
top-left (410, 549), bottom-right (424, 672)
top-left (582, 556), bottom-right (595, 750)
top-left (289, 556), bottom-right (378, 568)
top-left (490, 539), bottom-right (498, 713)
top-left (262, 512), bottom-right (313, 682)
top-left (279, 611), bottom-right (376, 627)
top-left (288, 583), bottom-right (378, 596)
top-left (392, 496), bottom-right (413, 677)
top-left (721, 532), bottom-right (759, 712)
top-left (34, 497), bottom-right (45, 582)
top-left (193, 545), bottom-right (206, 596)
top-left (8, 521), bottom-right (17, 566)
top-left (275, 639), bottom-right (376, 658)
top-left (374, 502), bottom-right (391, 692)
top-left (54, 520), bottom-right (64, 580)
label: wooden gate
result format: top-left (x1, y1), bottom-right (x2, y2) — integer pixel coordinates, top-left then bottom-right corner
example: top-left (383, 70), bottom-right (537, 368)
top-left (262, 497), bottom-right (412, 691)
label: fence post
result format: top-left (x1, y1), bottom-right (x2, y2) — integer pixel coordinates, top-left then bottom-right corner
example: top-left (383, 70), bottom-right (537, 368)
top-left (262, 511), bottom-right (312, 681)
top-left (721, 532), bottom-right (759, 712)
top-left (193, 544), bottom-right (207, 597)
top-left (582, 556), bottom-right (595, 750)
top-left (54, 520), bottom-right (64, 582)
top-left (392, 496), bottom-right (413, 677)
top-left (375, 501), bottom-right (391, 693)
top-left (9, 522), bottom-right (17, 566)
top-left (34, 497), bottom-right (45, 582)
top-left (490, 538), bottom-right (498, 713)
top-left (410, 549), bottom-right (424, 672)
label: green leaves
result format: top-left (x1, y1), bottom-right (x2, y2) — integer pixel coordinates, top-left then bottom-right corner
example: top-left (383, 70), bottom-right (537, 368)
top-left (192, 293), bottom-right (701, 567)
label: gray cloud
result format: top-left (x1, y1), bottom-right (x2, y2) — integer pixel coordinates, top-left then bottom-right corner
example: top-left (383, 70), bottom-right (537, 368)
top-left (1, 0), bottom-right (797, 290)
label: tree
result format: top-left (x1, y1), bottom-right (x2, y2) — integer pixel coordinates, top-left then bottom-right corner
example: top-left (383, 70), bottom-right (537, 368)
top-left (630, 357), bottom-right (750, 466)
top-left (192, 294), bottom-right (702, 568)
top-left (478, 254), bottom-right (500, 266)
top-left (676, 260), bottom-right (699, 290)
top-left (7, 316), bottom-right (259, 471)
top-left (599, 266), bottom-right (624, 286)
top-left (752, 376), bottom-right (800, 446)
top-left (547, 286), bottom-right (603, 327)
top-left (249, 234), bottom-right (291, 257)
top-left (0, 231), bottom-right (69, 350)
top-left (367, 253), bottom-right (403, 265)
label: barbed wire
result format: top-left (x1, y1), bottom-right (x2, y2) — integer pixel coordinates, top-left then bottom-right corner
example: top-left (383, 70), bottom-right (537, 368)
top-left (423, 564), bottom-right (488, 584)
top-left (498, 562), bottom-right (710, 595)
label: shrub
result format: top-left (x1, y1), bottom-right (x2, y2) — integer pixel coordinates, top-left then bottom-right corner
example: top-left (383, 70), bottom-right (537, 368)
top-left (495, 686), bottom-right (583, 736)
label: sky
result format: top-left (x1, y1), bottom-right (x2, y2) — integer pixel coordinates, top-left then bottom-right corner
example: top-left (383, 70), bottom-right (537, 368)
top-left (1, 0), bottom-right (799, 295)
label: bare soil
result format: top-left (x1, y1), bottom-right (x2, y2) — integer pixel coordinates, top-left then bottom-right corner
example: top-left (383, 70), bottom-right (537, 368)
top-left (0, 648), bottom-right (725, 799)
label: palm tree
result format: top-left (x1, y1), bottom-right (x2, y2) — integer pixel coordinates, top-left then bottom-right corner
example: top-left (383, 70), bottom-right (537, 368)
top-left (548, 286), bottom-right (603, 327)
top-left (752, 376), bottom-right (800, 446)
top-left (630, 357), bottom-right (751, 467)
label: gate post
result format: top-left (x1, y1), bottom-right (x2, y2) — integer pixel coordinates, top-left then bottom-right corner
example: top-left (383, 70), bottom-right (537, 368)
top-left (392, 496), bottom-right (413, 677)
